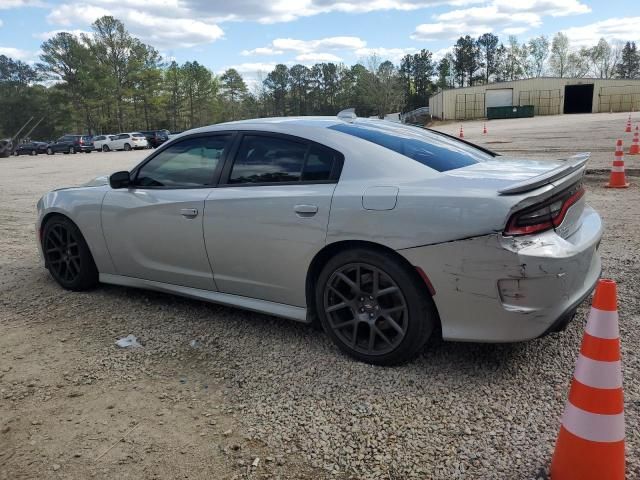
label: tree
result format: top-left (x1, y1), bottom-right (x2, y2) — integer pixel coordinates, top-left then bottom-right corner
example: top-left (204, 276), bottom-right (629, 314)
top-left (528, 35), bottom-right (549, 77)
top-left (399, 49), bottom-right (434, 110)
top-left (220, 68), bottom-right (248, 120)
top-left (453, 36), bottom-right (480, 87)
top-left (617, 42), bottom-right (640, 79)
top-left (86, 16), bottom-right (136, 131)
top-left (549, 32), bottom-right (570, 77)
top-left (287, 64), bottom-right (310, 116)
top-left (587, 38), bottom-right (621, 79)
top-left (263, 64), bottom-right (289, 116)
top-left (436, 54), bottom-right (455, 89)
top-left (477, 33), bottom-right (499, 83)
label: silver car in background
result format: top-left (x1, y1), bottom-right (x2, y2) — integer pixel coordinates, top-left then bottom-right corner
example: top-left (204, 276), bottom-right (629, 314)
top-left (36, 114), bottom-right (602, 365)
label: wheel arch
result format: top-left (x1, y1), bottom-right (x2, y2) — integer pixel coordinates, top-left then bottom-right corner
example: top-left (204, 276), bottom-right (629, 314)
top-left (305, 240), bottom-right (440, 330)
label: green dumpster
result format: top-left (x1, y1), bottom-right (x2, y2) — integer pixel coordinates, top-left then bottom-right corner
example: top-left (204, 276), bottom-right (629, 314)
top-left (486, 105), bottom-right (534, 119)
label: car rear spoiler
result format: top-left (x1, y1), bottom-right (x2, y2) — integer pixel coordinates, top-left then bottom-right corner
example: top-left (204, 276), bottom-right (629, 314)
top-left (498, 153), bottom-right (590, 195)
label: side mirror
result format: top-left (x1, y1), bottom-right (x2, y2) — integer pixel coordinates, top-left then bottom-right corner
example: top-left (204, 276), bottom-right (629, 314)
top-left (109, 171), bottom-right (131, 189)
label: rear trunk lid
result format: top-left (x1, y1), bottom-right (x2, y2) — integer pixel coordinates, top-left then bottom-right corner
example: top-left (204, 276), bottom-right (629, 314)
top-left (444, 153), bottom-right (589, 239)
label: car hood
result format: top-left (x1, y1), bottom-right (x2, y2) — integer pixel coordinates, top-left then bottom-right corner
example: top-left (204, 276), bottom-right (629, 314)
top-left (80, 175), bottom-right (110, 187)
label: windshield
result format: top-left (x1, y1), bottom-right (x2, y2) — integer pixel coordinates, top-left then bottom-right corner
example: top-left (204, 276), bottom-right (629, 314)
top-left (329, 121), bottom-right (493, 172)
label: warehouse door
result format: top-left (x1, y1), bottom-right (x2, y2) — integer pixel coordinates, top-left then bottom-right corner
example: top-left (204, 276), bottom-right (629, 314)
top-left (564, 84), bottom-right (594, 114)
top-left (486, 89), bottom-right (513, 108)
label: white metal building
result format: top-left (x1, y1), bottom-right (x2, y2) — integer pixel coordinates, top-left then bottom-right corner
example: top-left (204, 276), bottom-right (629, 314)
top-left (428, 77), bottom-right (640, 120)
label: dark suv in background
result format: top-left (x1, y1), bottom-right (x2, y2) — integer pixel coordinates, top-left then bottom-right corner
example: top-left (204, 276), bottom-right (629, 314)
top-left (141, 129), bottom-right (169, 148)
top-left (46, 135), bottom-right (94, 155)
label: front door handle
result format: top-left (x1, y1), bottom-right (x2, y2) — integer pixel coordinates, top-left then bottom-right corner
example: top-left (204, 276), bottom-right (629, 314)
top-left (294, 204), bottom-right (318, 217)
top-left (180, 208), bottom-right (198, 218)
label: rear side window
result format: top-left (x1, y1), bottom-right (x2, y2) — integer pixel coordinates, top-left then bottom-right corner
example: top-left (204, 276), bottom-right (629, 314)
top-left (329, 122), bottom-right (491, 172)
top-left (228, 135), bottom-right (339, 184)
top-left (229, 136), bottom-right (307, 184)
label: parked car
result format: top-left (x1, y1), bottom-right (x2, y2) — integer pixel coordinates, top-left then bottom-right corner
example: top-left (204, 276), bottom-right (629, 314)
top-left (93, 135), bottom-right (117, 152)
top-left (46, 135), bottom-right (94, 155)
top-left (36, 115), bottom-right (602, 365)
top-left (14, 141), bottom-right (48, 156)
top-left (141, 129), bottom-right (170, 148)
top-left (110, 133), bottom-right (148, 151)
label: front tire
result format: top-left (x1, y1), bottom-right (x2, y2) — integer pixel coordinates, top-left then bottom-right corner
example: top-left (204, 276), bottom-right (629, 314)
top-left (47, 147), bottom-right (53, 155)
top-left (102, 145), bottom-right (110, 152)
top-left (42, 216), bottom-right (98, 291)
top-left (315, 248), bottom-right (435, 365)
top-left (124, 143), bottom-right (131, 151)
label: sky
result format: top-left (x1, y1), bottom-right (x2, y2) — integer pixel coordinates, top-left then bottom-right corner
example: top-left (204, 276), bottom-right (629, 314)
top-left (0, 0), bottom-right (638, 85)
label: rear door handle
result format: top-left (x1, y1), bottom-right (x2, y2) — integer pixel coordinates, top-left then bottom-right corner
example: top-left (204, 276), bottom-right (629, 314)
top-left (180, 208), bottom-right (198, 218)
top-left (294, 204), bottom-right (318, 217)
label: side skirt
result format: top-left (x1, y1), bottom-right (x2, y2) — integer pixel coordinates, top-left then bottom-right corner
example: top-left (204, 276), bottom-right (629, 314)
top-left (99, 273), bottom-right (310, 323)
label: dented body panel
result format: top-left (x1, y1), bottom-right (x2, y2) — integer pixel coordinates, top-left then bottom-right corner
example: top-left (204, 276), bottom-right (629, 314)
top-left (398, 205), bottom-right (602, 341)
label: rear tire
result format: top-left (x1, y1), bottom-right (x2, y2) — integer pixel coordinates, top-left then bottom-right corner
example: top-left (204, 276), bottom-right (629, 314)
top-left (31, 149), bottom-right (37, 156)
top-left (124, 143), bottom-right (131, 151)
top-left (102, 145), bottom-right (109, 152)
top-left (315, 248), bottom-right (435, 365)
top-left (47, 147), bottom-right (53, 155)
top-left (42, 216), bottom-right (98, 291)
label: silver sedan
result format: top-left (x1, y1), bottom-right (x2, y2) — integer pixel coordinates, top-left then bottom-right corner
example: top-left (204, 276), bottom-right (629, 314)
top-left (36, 115), bottom-right (602, 365)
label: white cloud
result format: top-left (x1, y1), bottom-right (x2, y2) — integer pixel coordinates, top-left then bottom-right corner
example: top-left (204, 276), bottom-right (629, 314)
top-left (355, 47), bottom-right (419, 63)
top-left (241, 47), bottom-right (284, 56)
top-left (34, 29), bottom-right (93, 40)
top-left (47, 2), bottom-right (224, 48)
top-left (0, 19), bottom-right (3, 27)
top-left (183, 0), bottom-right (457, 24)
top-left (272, 36), bottom-right (366, 53)
top-left (502, 27), bottom-right (529, 35)
top-left (492, 0), bottom-right (590, 17)
top-left (412, 0), bottom-right (589, 41)
top-left (0, 46), bottom-right (39, 62)
top-left (563, 17), bottom-right (640, 47)
top-left (295, 52), bottom-right (343, 62)
top-left (0, 0), bottom-right (46, 9)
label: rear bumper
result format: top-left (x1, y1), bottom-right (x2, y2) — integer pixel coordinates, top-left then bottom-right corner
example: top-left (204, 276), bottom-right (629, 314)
top-left (78, 145), bottom-right (94, 151)
top-left (398, 205), bottom-right (603, 342)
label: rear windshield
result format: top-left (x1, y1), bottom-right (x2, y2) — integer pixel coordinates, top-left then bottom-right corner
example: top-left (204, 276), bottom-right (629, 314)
top-left (132, 133), bottom-right (145, 138)
top-left (81, 136), bottom-right (92, 141)
top-left (329, 121), bottom-right (492, 172)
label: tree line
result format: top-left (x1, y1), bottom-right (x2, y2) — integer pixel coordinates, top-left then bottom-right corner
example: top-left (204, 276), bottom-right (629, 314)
top-left (1, 15), bottom-right (639, 140)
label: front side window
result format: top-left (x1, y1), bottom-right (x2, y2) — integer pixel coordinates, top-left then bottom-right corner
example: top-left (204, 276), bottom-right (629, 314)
top-left (135, 135), bottom-right (230, 188)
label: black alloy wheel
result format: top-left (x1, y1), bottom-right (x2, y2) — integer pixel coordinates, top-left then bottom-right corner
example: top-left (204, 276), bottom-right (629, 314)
top-left (324, 263), bottom-right (408, 356)
top-left (316, 248), bottom-right (436, 365)
top-left (42, 216), bottom-right (98, 291)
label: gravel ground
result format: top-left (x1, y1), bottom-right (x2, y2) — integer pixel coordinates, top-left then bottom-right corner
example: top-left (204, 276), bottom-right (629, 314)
top-left (1, 124), bottom-right (639, 479)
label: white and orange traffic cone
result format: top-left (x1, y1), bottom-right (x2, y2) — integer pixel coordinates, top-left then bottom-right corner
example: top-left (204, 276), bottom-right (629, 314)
top-left (458, 125), bottom-right (464, 138)
top-left (625, 116), bottom-right (632, 133)
top-left (629, 125), bottom-right (640, 155)
top-left (606, 139), bottom-right (630, 188)
top-left (550, 279), bottom-right (625, 480)
top-left (482, 123), bottom-right (487, 135)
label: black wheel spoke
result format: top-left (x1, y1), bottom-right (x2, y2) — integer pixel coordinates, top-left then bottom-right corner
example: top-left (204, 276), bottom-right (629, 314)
top-left (44, 223), bottom-right (81, 284)
top-left (324, 262), bottom-right (408, 356)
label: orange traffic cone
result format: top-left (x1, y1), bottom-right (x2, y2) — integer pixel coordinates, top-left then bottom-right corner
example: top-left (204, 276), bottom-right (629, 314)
top-left (629, 126), bottom-right (640, 155)
top-left (459, 125), bottom-right (464, 138)
top-left (625, 115), bottom-right (632, 133)
top-left (482, 123), bottom-right (487, 135)
top-left (550, 279), bottom-right (625, 480)
top-left (606, 140), bottom-right (630, 188)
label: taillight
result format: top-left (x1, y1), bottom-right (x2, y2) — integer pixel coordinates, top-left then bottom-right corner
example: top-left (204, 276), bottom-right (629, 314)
top-left (504, 183), bottom-right (585, 236)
